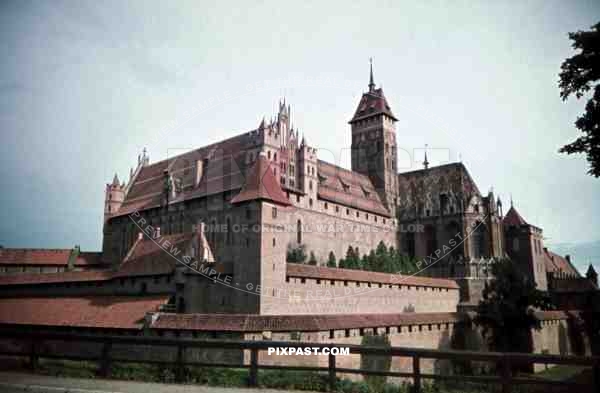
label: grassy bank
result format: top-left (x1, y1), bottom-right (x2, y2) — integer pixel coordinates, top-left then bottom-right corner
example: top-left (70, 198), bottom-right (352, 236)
top-left (0, 356), bottom-right (591, 393)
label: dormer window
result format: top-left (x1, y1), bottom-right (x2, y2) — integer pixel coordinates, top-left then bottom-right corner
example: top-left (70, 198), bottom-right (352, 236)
top-left (340, 179), bottom-right (350, 193)
top-left (361, 186), bottom-right (371, 198)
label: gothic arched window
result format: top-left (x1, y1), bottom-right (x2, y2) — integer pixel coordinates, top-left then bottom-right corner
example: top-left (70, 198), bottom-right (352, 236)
top-left (297, 219), bottom-right (302, 244)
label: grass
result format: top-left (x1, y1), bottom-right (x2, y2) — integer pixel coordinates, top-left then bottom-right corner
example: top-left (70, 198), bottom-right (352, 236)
top-left (0, 356), bottom-right (592, 393)
top-left (532, 365), bottom-right (589, 381)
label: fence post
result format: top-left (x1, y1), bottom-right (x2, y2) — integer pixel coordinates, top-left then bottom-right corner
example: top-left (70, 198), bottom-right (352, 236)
top-left (249, 348), bottom-right (259, 387)
top-left (176, 344), bottom-right (185, 383)
top-left (593, 359), bottom-right (600, 393)
top-left (328, 353), bottom-right (336, 391)
top-left (29, 339), bottom-right (38, 372)
top-left (412, 355), bottom-right (421, 393)
top-left (98, 341), bottom-right (112, 377)
top-left (500, 355), bottom-right (511, 393)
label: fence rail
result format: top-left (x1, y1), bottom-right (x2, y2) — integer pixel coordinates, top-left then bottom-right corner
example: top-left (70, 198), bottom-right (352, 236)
top-left (0, 330), bottom-right (598, 392)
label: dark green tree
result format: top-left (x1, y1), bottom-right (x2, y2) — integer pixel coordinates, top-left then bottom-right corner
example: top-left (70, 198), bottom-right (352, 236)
top-left (341, 245), bottom-right (361, 270)
top-left (360, 334), bottom-right (391, 392)
top-left (474, 258), bottom-right (552, 354)
top-left (286, 244), bottom-right (307, 263)
top-left (326, 251), bottom-right (337, 268)
top-left (308, 251), bottom-right (317, 265)
top-left (559, 22), bottom-right (600, 177)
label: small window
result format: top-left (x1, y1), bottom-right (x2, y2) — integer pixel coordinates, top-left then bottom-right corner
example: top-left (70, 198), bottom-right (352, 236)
top-left (309, 198), bottom-right (313, 207)
top-left (273, 238), bottom-right (276, 247)
top-left (336, 206), bottom-right (339, 213)
top-left (324, 202), bottom-right (328, 210)
top-left (296, 195), bottom-right (300, 203)
top-left (272, 207), bottom-right (278, 219)
top-left (346, 208), bottom-right (350, 215)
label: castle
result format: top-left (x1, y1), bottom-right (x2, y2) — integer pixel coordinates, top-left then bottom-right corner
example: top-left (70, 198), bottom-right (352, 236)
top-left (98, 65), bottom-right (591, 315)
top-left (0, 66), bottom-right (597, 373)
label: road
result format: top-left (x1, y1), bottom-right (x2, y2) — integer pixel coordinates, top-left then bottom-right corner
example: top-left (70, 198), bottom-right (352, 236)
top-left (0, 372), bottom-right (312, 393)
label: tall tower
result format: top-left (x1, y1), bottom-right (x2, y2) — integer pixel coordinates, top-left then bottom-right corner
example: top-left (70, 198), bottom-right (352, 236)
top-left (349, 60), bottom-right (398, 216)
top-left (104, 173), bottom-right (124, 221)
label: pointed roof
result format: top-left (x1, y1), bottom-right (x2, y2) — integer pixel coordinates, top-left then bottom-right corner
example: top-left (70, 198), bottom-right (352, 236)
top-left (350, 88), bottom-right (397, 123)
top-left (587, 264), bottom-right (597, 277)
top-left (368, 58), bottom-right (375, 92)
top-left (112, 173), bottom-right (120, 186)
top-left (350, 63), bottom-right (397, 123)
top-left (503, 205), bottom-right (528, 227)
top-left (231, 154), bottom-right (291, 206)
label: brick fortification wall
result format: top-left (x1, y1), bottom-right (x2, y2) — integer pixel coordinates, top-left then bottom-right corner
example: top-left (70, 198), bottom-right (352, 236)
top-left (0, 311), bottom-right (589, 382)
top-left (261, 276), bottom-right (459, 315)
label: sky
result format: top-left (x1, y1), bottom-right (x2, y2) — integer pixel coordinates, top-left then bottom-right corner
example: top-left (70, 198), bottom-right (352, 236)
top-left (0, 1), bottom-right (599, 268)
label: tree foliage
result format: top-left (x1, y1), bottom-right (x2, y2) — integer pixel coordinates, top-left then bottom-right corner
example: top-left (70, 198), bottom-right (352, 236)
top-left (559, 22), bottom-right (600, 177)
top-left (338, 241), bottom-right (418, 274)
top-left (360, 334), bottom-right (392, 392)
top-left (286, 244), bottom-right (307, 263)
top-left (308, 251), bottom-right (318, 265)
top-left (474, 258), bottom-right (552, 353)
top-left (327, 251), bottom-right (337, 268)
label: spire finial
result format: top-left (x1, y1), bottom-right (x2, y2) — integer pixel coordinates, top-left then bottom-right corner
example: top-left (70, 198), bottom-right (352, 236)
top-left (369, 58), bottom-right (375, 92)
top-left (423, 144), bottom-right (429, 170)
top-left (510, 193), bottom-right (514, 207)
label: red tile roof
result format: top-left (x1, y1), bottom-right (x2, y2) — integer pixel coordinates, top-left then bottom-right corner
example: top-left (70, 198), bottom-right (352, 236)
top-left (0, 234), bottom-right (188, 286)
top-left (0, 296), bottom-right (168, 329)
top-left (115, 233), bottom-right (190, 277)
top-left (0, 271), bottom-right (112, 286)
top-left (0, 248), bottom-right (105, 267)
top-left (286, 263), bottom-right (459, 289)
top-left (548, 277), bottom-right (597, 292)
top-left (151, 312), bottom-right (462, 332)
top-left (544, 249), bottom-right (580, 277)
top-left (116, 133), bottom-right (251, 217)
top-left (503, 206), bottom-right (528, 227)
top-left (534, 310), bottom-right (582, 321)
top-left (231, 154), bottom-right (291, 206)
top-left (350, 88), bottom-right (397, 123)
top-left (76, 252), bottom-right (105, 266)
top-left (317, 160), bottom-right (389, 217)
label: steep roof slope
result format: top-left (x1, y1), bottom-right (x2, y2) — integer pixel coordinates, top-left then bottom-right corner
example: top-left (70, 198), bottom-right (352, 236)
top-left (317, 160), bottom-right (390, 216)
top-left (350, 88), bottom-right (397, 123)
top-left (0, 296), bottom-right (168, 329)
top-left (231, 154), bottom-right (290, 205)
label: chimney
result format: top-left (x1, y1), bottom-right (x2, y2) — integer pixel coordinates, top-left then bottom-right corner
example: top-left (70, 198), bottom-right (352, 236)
top-left (67, 245), bottom-right (80, 272)
top-left (194, 159), bottom-right (205, 187)
top-left (155, 227), bottom-right (161, 239)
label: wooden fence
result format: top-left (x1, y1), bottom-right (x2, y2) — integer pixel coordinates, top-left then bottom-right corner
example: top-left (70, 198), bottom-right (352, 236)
top-left (0, 330), bottom-right (598, 393)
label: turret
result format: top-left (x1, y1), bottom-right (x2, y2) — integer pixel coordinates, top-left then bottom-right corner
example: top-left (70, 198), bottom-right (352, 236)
top-left (104, 173), bottom-right (125, 221)
top-left (298, 135), bottom-right (318, 208)
top-left (586, 264), bottom-right (598, 287)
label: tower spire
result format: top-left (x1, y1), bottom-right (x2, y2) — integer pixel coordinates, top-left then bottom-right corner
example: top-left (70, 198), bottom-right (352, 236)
top-left (369, 58), bottom-right (375, 92)
top-left (423, 144), bottom-right (429, 170)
